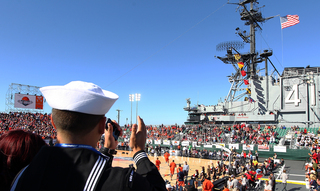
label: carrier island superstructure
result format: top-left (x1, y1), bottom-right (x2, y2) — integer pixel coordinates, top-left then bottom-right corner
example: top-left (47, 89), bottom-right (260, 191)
top-left (184, 0), bottom-right (320, 128)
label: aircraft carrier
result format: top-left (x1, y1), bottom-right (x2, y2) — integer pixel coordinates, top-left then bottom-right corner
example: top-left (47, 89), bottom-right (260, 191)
top-left (184, 0), bottom-right (320, 128)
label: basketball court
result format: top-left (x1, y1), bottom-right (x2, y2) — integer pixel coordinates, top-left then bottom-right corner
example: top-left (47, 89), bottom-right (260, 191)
top-left (113, 150), bottom-right (309, 190)
top-left (114, 150), bottom-right (220, 179)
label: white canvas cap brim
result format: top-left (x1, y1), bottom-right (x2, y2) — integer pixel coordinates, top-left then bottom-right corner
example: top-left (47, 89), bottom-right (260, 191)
top-left (40, 81), bottom-right (119, 115)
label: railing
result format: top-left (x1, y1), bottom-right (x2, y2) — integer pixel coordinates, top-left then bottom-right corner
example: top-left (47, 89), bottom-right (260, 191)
top-left (283, 67), bottom-right (320, 77)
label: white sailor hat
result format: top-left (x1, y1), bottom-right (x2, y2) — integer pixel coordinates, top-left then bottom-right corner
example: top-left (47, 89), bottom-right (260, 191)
top-left (40, 81), bottom-right (119, 115)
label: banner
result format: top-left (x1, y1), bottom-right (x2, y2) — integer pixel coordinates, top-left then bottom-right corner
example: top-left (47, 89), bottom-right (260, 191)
top-left (14, 94), bottom-right (43, 110)
top-left (172, 141), bottom-right (180, 146)
top-left (181, 141), bottom-right (190, 146)
top-left (258, 145), bottom-right (270, 151)
top-left (274, 146), bottom-right (287, 153)
top-left (243, 144), bottom-right (254, 151)
top-left (192, 142), bottom-right (200, 147)
top-left (215, 143), bottom-right (225, 149)
top-left (163, 140), bottom-right (171, 145)
top-left (14, 94), bottom-right (44, 109)
top-left (154, 140), bottom-right (161, 144)
top-left (35, 96), bottom-right (44, 109)
top-left (229, 144), bottom-right (239, 150)
top-left (169, 150), bottom-right (181, 156)
top-left (204, 145), bottom-right (213, 148)
top-left (14, 94), bottom-right (34, 109)
top-left (146, 139), bottom-right (153, 144)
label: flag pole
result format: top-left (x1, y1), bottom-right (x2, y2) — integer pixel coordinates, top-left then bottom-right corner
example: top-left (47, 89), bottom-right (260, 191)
top-left (281, 23), bottom-right (284, 66)
top-left (279, 15), bottom-right (284, 66)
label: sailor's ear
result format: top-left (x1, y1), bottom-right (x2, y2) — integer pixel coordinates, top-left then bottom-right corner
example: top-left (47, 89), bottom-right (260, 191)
top-left (50, 114), bottom-right (56, 129)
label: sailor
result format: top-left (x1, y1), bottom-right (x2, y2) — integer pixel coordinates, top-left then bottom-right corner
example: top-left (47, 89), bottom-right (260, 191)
top-left (11, 81), bottom-right (166, 191)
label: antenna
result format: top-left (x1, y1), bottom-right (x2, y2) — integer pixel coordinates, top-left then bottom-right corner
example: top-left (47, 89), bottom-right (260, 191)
top-left (186, 98), bottom-right (191, 108)
top-left (216, 41), bottom-right (244, 51)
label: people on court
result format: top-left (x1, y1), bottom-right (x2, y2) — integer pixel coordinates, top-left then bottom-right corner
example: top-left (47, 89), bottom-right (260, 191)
top-left (164, 151), bottom-right (170, 165)
top-left (156, 157), bottom-right (161, 171)
top-left (170, 160), bottom-right (177, 180)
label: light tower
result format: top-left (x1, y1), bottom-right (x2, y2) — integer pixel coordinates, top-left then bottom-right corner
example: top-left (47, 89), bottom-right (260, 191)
top-left (129, 94), bottom-right (134, 127)
top-left (135, 93), bottom-right (141, 123)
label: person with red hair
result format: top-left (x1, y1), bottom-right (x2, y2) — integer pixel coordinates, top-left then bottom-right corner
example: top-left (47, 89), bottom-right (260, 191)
top-left (0, 129), bottom-right (47, 191)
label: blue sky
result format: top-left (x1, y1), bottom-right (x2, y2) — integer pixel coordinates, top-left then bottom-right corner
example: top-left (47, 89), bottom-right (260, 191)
top-left (0, 0), bottom-right (319, 126)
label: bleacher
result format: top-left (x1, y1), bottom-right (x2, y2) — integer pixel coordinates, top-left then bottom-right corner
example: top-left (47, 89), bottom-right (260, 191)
top-left (275, 128), bottom-right (289, 137)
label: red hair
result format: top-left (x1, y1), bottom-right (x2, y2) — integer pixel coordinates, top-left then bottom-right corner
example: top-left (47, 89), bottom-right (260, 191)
top-left (0, 130), bottom-right (47, 190)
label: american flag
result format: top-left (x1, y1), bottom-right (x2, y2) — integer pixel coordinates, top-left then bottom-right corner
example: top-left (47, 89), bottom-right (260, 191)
top-left (280, 15), bottom-right (300, 29)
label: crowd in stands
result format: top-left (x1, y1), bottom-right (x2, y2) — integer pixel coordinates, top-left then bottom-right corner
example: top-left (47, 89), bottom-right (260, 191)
top-left (143, 123), bottom-right (281, 146)
top-left (305, 145), bottom-right (320, 190)
top-left (296, 130), bottom-right (318, 148)
top-left (146, 125), bottom-right (185, 140)
top-left (2, 112), bottom-right (318, 151)
top-left (0, 112), bottom-right (56, 139)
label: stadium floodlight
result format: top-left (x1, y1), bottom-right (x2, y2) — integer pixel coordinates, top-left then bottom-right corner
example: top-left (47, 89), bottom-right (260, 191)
top-left (129, 94), bottom-right (134, 127)
top-left (135, 93), bottom-right (141, 124)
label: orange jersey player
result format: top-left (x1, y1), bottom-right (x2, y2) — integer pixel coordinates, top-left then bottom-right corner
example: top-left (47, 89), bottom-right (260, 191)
top-left (176, 164), bottom-right (183, 180)
top-left (164, 152), bottom-right (170, 164)
top-left (177, 164), bottom-right (183, 174)
top-left (155, 158), bottom-right (161, 171)
top-left (169, 160), bottom-right (176, 180)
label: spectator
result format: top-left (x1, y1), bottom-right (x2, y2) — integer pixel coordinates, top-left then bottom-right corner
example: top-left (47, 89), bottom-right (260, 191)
top-left (223, 184), bottom-right (230, 191)
top-left (192, 169), bottom-right (200, 189)
top-left (270, 172), bottom-right (276, 191)
top-left (280, 170), bottom-right (288, 191)
top-left (202, 175), bottom-right (213, 191)
top-left (227, 177), bottom-right (232, 189)
top-left (184, 182), bottom-right (197, 191)
top-left (230, 175), bottom-right (239, 191)
top-left (0, 130), bottom-right (47, 191)
top-left (183, 161), bottom-right (189, 180)
top-left (240, 174), bottom-right (248, 191)
top-left (313, 178), bottom-right (320, 191)
top-left (166, 184), bottom-right (173, 191)
top-left (264, 180), bottom-right (272, 191)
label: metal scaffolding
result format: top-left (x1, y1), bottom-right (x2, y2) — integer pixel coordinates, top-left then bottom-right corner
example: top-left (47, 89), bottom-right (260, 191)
top-left (5, 83), bottom-right (44, 113)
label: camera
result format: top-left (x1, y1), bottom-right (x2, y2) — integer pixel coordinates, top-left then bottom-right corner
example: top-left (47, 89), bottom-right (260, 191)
top-left (106, 118), bottom-right (121, 141)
